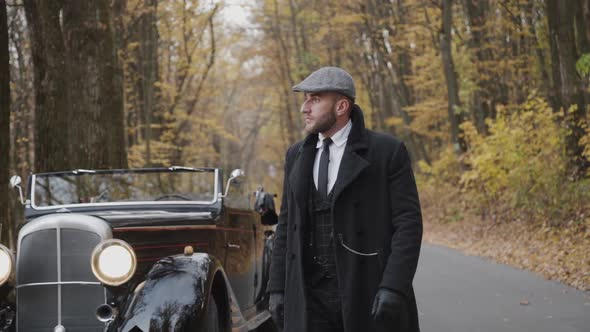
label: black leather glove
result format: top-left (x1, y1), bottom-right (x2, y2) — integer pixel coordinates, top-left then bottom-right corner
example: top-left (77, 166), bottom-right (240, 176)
top-left (269, 293), bottom-right (284, 330)
top-left (371, 288), bottom-right (406, 328)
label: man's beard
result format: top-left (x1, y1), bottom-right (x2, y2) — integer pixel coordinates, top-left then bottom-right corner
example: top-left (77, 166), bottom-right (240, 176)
top-left (305, 105), bottom-right (337, 134)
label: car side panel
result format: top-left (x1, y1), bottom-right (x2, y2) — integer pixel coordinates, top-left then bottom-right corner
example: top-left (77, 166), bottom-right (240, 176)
top-left (224, 208), bottom-right (257, 313)
top-left (113, 224), bottom-right (228, 283)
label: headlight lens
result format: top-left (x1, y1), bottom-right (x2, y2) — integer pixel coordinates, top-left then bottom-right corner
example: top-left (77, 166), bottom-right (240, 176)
top-left (91, 239), bottom-right (136, 286)
top-left (0, 244), bottom-right (13, 286)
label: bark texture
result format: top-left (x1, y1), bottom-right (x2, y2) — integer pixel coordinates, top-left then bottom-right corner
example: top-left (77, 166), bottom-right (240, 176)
top-left (24, 0), bottom-right (70, 172)
top-left (0, 0), bottom-right (14, 248)
top-left (546, 0), bottom-right (589, 177)
top-left (63, 0), bottom-right (127, 169)
top-left (440, 0), bottom-right (466, 152)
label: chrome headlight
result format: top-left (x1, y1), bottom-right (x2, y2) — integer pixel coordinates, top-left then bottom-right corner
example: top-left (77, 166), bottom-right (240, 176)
top-left (0, 244), bottom-right (14, 286)
top-left (91, 239), bottom-right (136, 286)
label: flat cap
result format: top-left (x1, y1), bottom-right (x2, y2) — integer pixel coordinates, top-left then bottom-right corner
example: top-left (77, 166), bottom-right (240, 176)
top-left (293, 66), bottom-right (356, 99)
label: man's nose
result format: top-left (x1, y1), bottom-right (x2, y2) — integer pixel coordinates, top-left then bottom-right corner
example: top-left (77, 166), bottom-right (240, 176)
top-left (300, 101), bottom-right (310, 113)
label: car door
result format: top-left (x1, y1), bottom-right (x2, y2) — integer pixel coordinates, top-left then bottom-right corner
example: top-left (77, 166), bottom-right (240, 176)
top-left (224, 207), bottom-right (257, 312)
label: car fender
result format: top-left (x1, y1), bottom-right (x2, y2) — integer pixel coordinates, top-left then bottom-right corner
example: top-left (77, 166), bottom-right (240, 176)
top-left (112, 253), bottom-right (235, 332)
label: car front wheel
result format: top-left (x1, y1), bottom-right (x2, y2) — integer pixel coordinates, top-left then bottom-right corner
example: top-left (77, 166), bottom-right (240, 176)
top-left (204, 295), bottom-right (220, 332)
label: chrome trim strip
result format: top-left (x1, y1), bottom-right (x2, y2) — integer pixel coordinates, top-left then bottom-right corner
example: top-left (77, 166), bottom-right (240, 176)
top-left (31, 199), bottom-right (218, 210)
top-left (30, 169), bottom-right (221, 210)
top-left (103, 211), bottom-right (213, 221)
top-left (114, 224), bottom-right (217, 231)
top-left (214, 168), bottom-right (220, 202)
top-left (57, 226), bottom-right (61, 325)
top-left (72, 169), bottom-right (96, 174)
top-left (16, 281), bottom-right (102, 289)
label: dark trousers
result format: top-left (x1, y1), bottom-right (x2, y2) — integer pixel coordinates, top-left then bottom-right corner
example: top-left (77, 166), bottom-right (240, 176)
top-left (306, 276), bottom-right (344, 332)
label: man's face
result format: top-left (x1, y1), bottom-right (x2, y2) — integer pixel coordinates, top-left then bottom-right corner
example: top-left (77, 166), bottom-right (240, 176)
top-left (300, 92), bottom-right (339, 134)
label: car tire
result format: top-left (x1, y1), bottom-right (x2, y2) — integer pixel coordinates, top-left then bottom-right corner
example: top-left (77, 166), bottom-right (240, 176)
top-left (204, 295), bottom-right (220, 332)
top-left (254, 318), bottom-right (280, 332)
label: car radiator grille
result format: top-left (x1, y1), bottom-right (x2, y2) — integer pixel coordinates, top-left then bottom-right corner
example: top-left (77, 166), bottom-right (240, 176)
top-left (17, 228), bottom-right (105, 331)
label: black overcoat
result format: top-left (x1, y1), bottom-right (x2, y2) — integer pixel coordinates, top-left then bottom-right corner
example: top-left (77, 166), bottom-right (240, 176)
top-left (269, 105), bottom-right (422, 332)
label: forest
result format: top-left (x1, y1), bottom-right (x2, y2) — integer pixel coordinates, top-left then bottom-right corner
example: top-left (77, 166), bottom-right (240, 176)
top-left (1, 0), bottom-right (589, 289)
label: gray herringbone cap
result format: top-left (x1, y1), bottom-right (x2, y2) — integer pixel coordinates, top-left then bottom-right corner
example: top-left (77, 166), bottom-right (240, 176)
top-left (293, 67), bottom-right (356, 99)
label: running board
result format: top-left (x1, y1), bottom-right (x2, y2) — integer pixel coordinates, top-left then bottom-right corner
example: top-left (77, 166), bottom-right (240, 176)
top-left (246, 310), bottom-right (272, 331)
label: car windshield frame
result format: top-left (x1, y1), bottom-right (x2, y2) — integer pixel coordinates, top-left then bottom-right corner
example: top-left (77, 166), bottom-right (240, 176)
top-left (29, 167), bottom-right (220, 211)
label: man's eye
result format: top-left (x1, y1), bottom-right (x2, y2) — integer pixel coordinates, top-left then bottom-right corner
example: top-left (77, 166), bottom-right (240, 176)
top-left (311, 97), bottom-right (320, 103)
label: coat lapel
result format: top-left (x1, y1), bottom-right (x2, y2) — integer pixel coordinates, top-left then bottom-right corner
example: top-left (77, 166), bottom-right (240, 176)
top-left (332, 105), bottom-right (370, 204)
top-left (332, 147), bottom-right (369, 204)
top-left (288, 134), bottom-right (318, 214)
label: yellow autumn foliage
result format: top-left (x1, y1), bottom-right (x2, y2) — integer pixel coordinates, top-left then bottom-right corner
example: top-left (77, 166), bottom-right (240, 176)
top-left (421, 97), bottom-right (590, 226)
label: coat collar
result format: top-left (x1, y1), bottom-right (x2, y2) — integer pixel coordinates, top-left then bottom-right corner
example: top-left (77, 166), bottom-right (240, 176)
top-left (331, 104), bottom-right (369, 203)
top-left (288, 105), bottom-right (370, 209)
top-left (346, 104), bottom-right (369, 152)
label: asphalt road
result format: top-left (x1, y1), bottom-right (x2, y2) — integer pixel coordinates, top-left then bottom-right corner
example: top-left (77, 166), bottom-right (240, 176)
top-left (414, 244), bottom-right (590, 332)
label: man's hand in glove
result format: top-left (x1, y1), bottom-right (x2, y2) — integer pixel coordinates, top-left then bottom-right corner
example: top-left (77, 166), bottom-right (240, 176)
top-left (371, 288), bottom-right (406, 328)
top-left (269, 293), bottom-right (285, 330)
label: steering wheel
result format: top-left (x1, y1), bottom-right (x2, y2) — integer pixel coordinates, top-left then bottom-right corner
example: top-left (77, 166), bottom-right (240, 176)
top-left (154, 194), bottom-right (193, 201)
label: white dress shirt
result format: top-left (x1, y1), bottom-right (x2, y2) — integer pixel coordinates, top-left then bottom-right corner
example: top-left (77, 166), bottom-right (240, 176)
top-left (313, 119), bottom-right (352, 194)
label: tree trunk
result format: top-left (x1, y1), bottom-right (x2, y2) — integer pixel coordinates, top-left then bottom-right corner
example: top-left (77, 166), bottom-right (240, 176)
top-left (575, 0), bottom-right (590, 115)
top-left (555, 0), bottom-right (588, 177)
top-left (525, 0), bottom-right (552, 103)
top-left (271, 0), bottom-right (298, 144)
top-left (462, 0), bottom-right (492, 134)
top-left (141, 0), bottom-right (159, 167)
top-left (288, 0), bottom-right (304, 76)
top-left (546, 0), bottom-right (589, 177)
top-left (576, 0), bottom-right (590, 54)
top-left (62, 0), bottom-right (127, 169)
top-left (126, 0), bottom-right (160, 166)
top-left (440, 0), bottom-right (466, 152)
top-left (7, 8), bottom-right (30, 246)
top-left (8, 9), bottom-right (32, 177)
top-left (112, 0), bottom-right (129, 157)
top-left (357, 51), bottom-right (386, 132)
top-left (392, 0), bottom-right (429, 163)
top-left (24, 0), bottom-right (71, 173)
top-left (0, 0), bottom-right (14, 249)
top-left (546, 0), bottom-right (563, 111)
top-left (359, 0), bottom-right (420, 158)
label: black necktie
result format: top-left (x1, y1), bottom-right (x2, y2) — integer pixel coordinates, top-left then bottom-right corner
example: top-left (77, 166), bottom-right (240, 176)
top-left (318, 138), bottom-right (333, 198)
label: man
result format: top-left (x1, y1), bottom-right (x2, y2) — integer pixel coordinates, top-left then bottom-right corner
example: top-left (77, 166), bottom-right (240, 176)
top-left (268, 66), bottom-right (423, 332)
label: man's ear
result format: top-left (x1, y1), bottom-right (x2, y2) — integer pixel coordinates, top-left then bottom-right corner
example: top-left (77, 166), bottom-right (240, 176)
top-left (335, 98), bottom-right (350, 116)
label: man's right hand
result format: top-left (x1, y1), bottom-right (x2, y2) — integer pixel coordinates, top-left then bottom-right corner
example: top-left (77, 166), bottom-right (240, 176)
top-left (269, 293), bottom-right (285, 330)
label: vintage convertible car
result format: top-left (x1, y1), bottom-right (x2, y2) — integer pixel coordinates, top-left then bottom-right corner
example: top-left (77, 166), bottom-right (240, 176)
top-left (0, 167), bottom-right (279, 332)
